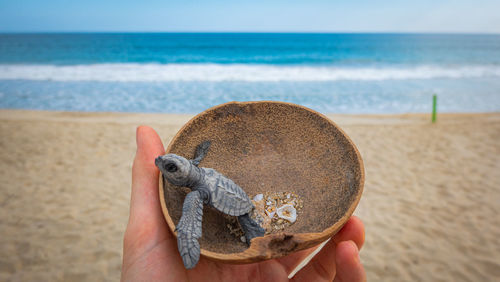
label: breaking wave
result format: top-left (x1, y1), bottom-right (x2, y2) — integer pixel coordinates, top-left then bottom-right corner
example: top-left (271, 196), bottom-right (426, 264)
top-left (1, 64), bottom-right (500, 82)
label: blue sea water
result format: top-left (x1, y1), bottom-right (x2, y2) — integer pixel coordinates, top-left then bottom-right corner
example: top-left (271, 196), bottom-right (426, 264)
top-left (0, 33), bottom-right (499, 113)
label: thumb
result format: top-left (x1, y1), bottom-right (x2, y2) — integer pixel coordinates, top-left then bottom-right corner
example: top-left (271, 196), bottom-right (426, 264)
top-left (129, 126), bottom-right (166, 224)
top-left (124, 125), bottom-right (171, 259)
top-left (123, 126), bottom-right (187, 281)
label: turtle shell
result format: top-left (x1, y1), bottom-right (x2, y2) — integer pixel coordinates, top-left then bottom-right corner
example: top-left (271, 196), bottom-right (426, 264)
top-left (201, 168), bottom-right (254, 216)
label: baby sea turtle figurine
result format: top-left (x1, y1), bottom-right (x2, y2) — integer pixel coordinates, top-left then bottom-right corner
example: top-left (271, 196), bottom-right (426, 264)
top-left (155, 141), bottom-right (265, 269)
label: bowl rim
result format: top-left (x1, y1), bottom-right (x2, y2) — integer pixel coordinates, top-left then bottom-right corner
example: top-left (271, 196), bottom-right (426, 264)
top-left (158, 101), bottom-right (365, 263)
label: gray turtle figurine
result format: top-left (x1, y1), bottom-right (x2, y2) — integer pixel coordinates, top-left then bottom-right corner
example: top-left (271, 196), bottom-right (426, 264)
top-left (155, 141), bottom-right (265, 269)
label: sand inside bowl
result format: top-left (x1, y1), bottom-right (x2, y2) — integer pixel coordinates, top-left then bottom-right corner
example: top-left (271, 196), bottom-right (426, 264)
top-left (162, 102), bottom-right (363, 255)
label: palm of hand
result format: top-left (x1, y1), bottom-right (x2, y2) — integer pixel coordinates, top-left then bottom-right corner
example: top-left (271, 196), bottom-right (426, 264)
top-left (122, 126), bottom-right (365, 282)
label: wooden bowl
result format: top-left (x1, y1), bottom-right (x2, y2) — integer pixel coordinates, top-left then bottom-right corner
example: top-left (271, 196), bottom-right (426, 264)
top-left (159, 101), bottom-right (364, 264)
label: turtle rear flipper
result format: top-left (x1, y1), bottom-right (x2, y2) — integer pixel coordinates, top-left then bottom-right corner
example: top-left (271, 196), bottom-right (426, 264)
top-left (191, 140), bottom-right (211, 167)
top-left (238, 213), bottom-right (265, 245)
top-left (176, 190), bottom-right (204, 269)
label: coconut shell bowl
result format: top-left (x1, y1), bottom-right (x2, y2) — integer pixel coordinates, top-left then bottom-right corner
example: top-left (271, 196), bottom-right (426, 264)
top-left (159, 101), bottom-right (364, 264)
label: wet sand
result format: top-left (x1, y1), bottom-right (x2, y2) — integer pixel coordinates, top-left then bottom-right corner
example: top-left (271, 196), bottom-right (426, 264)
top-left (0, 110), bottom-right (499, 281)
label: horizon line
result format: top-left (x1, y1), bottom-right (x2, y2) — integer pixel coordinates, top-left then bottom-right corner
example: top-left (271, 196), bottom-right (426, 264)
top-left (1, 30), bottom-right (499, 35)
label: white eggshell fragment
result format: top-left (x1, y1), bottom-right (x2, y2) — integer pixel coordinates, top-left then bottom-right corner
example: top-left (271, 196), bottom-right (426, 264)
top-left (253, 194), bottom-right (264, 202)
top-left (265, 205), bottom-right (276, 218)
top-left (276, 204), bottom-right (297, 223)
top-left (266, 211), bottom-right (276, 218)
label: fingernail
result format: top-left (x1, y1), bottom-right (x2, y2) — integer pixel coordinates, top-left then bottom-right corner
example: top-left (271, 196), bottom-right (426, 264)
top-left (136, 126), bottom-right (145, 151)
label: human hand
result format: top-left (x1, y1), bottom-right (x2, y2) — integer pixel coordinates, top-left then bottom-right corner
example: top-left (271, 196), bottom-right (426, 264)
top-left (121, 126), bottom-right (366, 282)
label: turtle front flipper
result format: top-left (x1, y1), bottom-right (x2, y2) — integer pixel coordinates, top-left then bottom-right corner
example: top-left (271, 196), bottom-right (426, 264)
top-left (176, 190), bottom-right (205, 269)
top-left (191, 140), bottom-right (211, 167)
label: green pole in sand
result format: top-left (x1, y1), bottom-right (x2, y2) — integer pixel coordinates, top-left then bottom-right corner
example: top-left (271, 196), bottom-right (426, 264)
top-left (432, 94), bottom-right (437, 123)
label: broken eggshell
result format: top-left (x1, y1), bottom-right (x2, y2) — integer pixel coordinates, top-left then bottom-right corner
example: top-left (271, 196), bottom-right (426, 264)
top-left (253, 194), bottom-right (263, 202)
top-left (159, 101), bottom-right (364, 264)
top-left (276, 204), bottom-right (297, 223)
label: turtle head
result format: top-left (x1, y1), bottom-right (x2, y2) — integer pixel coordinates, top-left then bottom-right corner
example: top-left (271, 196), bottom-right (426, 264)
top-left (155, 154), bottom-right (193, 186)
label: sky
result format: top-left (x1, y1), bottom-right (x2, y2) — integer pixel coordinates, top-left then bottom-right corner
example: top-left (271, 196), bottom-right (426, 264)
top-left (0, 0), bottom-right (499, 33)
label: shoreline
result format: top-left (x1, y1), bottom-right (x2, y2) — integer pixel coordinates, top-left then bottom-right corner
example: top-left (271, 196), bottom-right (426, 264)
top-left (2, 108), bottom-right (499, 124)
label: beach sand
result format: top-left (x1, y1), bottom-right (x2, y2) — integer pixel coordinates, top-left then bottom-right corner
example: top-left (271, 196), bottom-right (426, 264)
top-left (1, 110), bottom-right (499, 281)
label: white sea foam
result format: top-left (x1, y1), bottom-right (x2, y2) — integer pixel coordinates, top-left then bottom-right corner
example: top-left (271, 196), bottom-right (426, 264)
top-left (1, 64), bottom-right (499, 82)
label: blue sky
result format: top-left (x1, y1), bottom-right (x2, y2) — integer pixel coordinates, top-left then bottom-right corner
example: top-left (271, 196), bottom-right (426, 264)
top-left (0, 0), bottom-right (499, 33)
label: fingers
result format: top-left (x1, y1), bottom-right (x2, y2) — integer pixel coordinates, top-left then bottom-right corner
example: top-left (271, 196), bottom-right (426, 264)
top-left (333, 216), bottom-right (365, 250)
top-left (276, 245), bottom-right (319, 275)
top-left (291, 238), bottom-right (337, 282)
top-left (291, 216), bottom-right (365, 281)
top-left (333, 241), bottom-right (366, 282)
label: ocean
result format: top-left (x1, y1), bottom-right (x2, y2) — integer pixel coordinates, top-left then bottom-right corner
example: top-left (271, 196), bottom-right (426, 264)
top-left (0, 33), bottom-right (499, 113)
